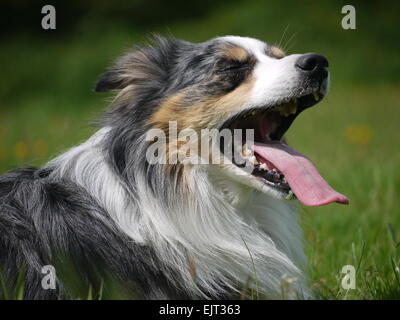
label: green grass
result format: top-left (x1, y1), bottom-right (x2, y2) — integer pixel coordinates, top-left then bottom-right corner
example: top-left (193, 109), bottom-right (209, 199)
top-left (292, 85), bottom-right (400, 299)
top-left (0, 0), bottom-right (399, 300)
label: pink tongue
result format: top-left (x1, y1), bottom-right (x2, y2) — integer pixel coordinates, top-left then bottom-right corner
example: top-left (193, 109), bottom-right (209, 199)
top-left (253, 142), bottom-right (349, 206)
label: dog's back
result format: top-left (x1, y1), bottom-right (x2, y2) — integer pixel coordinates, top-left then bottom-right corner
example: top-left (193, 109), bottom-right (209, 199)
top-left (0, 167), bottom-right (189, 299)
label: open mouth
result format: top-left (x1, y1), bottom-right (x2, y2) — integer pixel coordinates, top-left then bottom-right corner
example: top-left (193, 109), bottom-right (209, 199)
top-left (221, 91), bottom-right (349, 207)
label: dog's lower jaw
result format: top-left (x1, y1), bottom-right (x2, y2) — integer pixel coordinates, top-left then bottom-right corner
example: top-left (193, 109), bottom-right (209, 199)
top-left (214, 161), bottom-right (291, 203)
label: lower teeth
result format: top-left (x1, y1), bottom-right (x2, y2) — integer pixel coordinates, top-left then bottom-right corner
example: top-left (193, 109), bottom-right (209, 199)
top-left (252, 165), bottom-right (286, 185)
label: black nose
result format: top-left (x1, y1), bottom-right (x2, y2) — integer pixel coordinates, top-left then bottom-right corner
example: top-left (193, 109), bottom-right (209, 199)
top-left (295, 53), bottom-right (329, 71)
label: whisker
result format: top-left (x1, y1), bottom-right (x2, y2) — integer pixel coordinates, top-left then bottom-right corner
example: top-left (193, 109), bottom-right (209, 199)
top-left (276, 24), bottom-right (290, 50)
top-left (282, 31), bottom-right (299, 53)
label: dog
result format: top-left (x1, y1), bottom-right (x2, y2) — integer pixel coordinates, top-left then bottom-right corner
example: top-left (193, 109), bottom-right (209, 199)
top-left (0, 36), bottom-right (348, 300)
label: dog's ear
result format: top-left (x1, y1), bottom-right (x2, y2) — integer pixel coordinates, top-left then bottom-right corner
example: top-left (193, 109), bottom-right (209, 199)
top-left (94, 70), bottom-right (125, 92)
top-left (94, 36), bottom-right (178, 93)
top-left (93, 51), bottom-right (140, 93)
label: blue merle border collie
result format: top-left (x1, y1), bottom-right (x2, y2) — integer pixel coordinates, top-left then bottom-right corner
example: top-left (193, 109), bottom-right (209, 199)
top-left (0, 36), bottom-right (348, 300)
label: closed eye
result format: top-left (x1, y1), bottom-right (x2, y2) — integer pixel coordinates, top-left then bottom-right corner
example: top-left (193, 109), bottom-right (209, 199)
top-left (216, 58), bottom-right (254, 74)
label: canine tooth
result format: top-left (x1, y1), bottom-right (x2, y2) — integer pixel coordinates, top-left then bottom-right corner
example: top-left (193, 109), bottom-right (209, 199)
top-left (249, 156), bottom-right (258, 164)
top-left (251, 111), bottom-right (256, 116)
top-left (242, 148), bottom-right (252, 157)
top-left (313, 91), bottom-right (320, 101)
top-left (279, 101), bottom-right (297, 117)
top-left (260, 163), bottom-right (267, 170)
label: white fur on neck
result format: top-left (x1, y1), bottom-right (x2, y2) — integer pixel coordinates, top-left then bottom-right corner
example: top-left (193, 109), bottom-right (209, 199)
top-left (46, 128), bottom-right (310, 299)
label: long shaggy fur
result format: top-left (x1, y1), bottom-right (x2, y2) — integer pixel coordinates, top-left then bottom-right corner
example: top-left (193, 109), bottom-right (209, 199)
top-left (0, 36), bottom-right (311, 299)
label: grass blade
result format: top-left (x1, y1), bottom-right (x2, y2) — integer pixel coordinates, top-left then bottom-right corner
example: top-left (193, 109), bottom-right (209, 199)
top-left (15, 264), bottom-right (26, 300)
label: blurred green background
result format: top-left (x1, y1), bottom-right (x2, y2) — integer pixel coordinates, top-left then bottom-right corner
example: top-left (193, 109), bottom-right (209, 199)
top-left (0, 0), bottom-right (399, 299)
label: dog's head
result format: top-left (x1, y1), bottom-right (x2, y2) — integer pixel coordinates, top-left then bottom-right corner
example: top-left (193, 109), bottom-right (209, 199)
top-left (95, 36), bottom-right (348, 207)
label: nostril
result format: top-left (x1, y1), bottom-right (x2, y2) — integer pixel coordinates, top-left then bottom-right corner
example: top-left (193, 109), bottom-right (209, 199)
top-left (295, 53), bottom-right (329, 71)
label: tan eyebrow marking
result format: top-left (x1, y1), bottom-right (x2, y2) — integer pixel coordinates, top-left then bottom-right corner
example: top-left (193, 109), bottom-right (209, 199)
top-left (267, 46), bottom-right (286, 59)
top-left (222, 45), bottom-right (251, 62)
